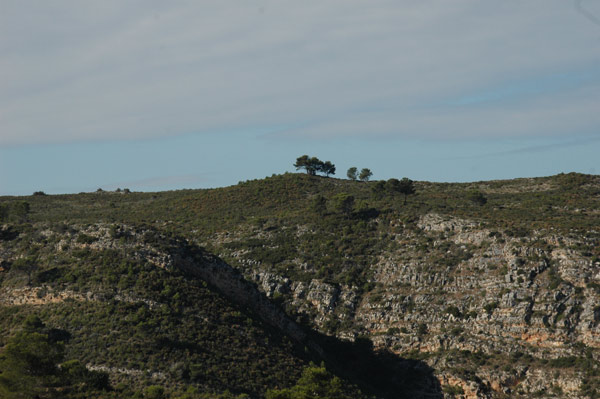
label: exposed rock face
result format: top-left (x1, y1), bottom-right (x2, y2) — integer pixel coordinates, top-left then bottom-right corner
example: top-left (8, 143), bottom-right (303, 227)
top-left (0, 285), bottom-right (160, 308)
top-left (221, 213), bottom-right (600, 398)
top-left (2, 214), bottom-right (599, 398)
top-left (249, 271), bottom-right (358, 328)
top-left (174, 251), bottom-right (312, 349)
top-left (0, 286), bottom-right (88, 305)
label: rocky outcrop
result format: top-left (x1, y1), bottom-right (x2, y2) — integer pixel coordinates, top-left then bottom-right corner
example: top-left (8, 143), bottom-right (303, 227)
top-left (0, 285), bottom-right (159, 308)
top-left (215, 213), bottom-right (600, 398)
top-left (174, 251), bottom-right (312, 349)
top-left (249, 271), bottom-right (358, 328)
top-left (2, 215), bottom-right (598, 398)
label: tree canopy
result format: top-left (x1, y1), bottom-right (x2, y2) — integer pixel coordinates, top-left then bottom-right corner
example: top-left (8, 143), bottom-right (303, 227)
top-left (397, 178), bottom-right (415, 204)
top-left (294, 156), bottom-right (335, 177)
top-left (0, 201), bottom-right (30, 223)
top-left (321, 161), bottom-right (336, 177)
top-left (346, 167), bottom-right (358, 181)
top-left (359, 168), bottom-right (373, 182)
top-left (331, 193), bottom-right (355, 218)
top-left (468, 190), bottom-right (487, 206)
top-left (266, 365), bottom-right (363, 399)
top-left (385, 178), bottom-right (415, 204)
top-left (0, 315), bottom-right (109, 399)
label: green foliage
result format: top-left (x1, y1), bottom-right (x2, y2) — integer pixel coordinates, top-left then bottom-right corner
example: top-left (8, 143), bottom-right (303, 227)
top-left (61, 359), bottom-right (109, 391)
top-left (321, 161), bottom-right (336, 177)
top-left (384, 178), bottom-right (400, 192)
top-left (11, 256), bottom-right (39, 286)
top-left (294, 155), bottom-right (318, 176)
top-left (483, 302), bottom-right (499, 315)
top-left (172, 387), bottom-right (250, 399)
top-left (0, 241), bottom-right (308, 397)
top-left (467, 190), bottom-right (487, 206)
top-left (76, 233), bottom-right (97, 244)
top-left (346, 167), bottom-right (358, 180)
top-left (371, 181), bottom-right (386, 198)
top-left (442, 384), bottom-right (464, 397)
top-left (330, 193), bottom-right (354, 218)
top-left (555, 172), bottom-right (593, 190)
top-left (547, 267), bottom-right (564, 290)
top-left (266, 365), bottom-right (364, 399)
top-left (294, 156), bottom-right (335, 177)
top-left (0, 204), bottom-right (8, 222)
top-left (310, 195), bottom-right (327, 216)
top-left (145, 385), bottom-right (166, 399)
top-left (445, 305), bottom-right (462, 318)
top-left (397, 178), bottom-right (415, 204)
top-left (0, 201), bottom-right (30, 223)
top-left (359, 168), bottom-right (372, 182)
top-left (2, 172), bottom-right (600, 397)
top-left (0, 330), bottom-right (63, 398)
top-left (383, 178), bottom-right (416, 205)
top-left (10, 172), bottom-right (599, 238)
top-left (0, 316), bottom-right (109, 399)
top-left (504, 226), bottom-right (530, 238)
top-left (546, 355), bottom-right (596, 369)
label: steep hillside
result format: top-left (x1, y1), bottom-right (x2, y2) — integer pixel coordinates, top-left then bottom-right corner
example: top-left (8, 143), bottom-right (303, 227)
top-left (2, 172), bottom-right (600, 398)
top-left (0, 222), bottom-right (438, 398)
top-left (0, 223), bottom-right (312, 398)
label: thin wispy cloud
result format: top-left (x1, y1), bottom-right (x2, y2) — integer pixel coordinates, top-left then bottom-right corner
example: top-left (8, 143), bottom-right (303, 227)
top-left (574, 0), bottom-right (600, 28)
top-left (446, 135), bottom-right (600, 160)
top-left (0, 0), bottom-right (599, 147)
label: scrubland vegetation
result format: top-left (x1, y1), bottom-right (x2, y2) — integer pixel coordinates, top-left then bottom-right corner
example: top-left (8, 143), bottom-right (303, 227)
top-left (1, 171), bottom-right (600, 398)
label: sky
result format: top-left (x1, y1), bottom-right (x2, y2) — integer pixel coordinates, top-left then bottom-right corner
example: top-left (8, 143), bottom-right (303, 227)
top-left (1, 0), bottom-right (599, 195)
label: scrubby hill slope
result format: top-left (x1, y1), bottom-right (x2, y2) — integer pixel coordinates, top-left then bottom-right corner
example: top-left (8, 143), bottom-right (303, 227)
top-left (0, 223), bottom-right (312, 398)
top-left (0, 222), bottom-right (438, 398)
top-left (2, 172), bottom-right (600, 398)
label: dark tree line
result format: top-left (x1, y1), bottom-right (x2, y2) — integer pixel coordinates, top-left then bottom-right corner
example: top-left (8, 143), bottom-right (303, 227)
top-left (373, 178), bottom-right (415, 204)
top-left (0, 315), bottom-right (110, 398)
top-left (346, 167), bottom-right (372, 182)
top-left (294, 155), bottom-right (415, 205)
top-left (294, 156), bottom-right (375, 181)
top-left (294, 155), bottom-right (336, 177)
top-left (0, 201), bottom-right (30, 223)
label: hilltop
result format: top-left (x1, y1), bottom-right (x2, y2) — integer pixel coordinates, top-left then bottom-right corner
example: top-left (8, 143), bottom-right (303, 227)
top-left (1, 172), bottom-right (600, 398)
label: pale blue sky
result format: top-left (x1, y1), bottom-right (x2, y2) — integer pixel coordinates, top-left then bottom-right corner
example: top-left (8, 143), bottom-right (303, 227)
top-left (1, 132), bottom-right (598, 195)
top-left (1, 1), bottom-right (599, 195)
